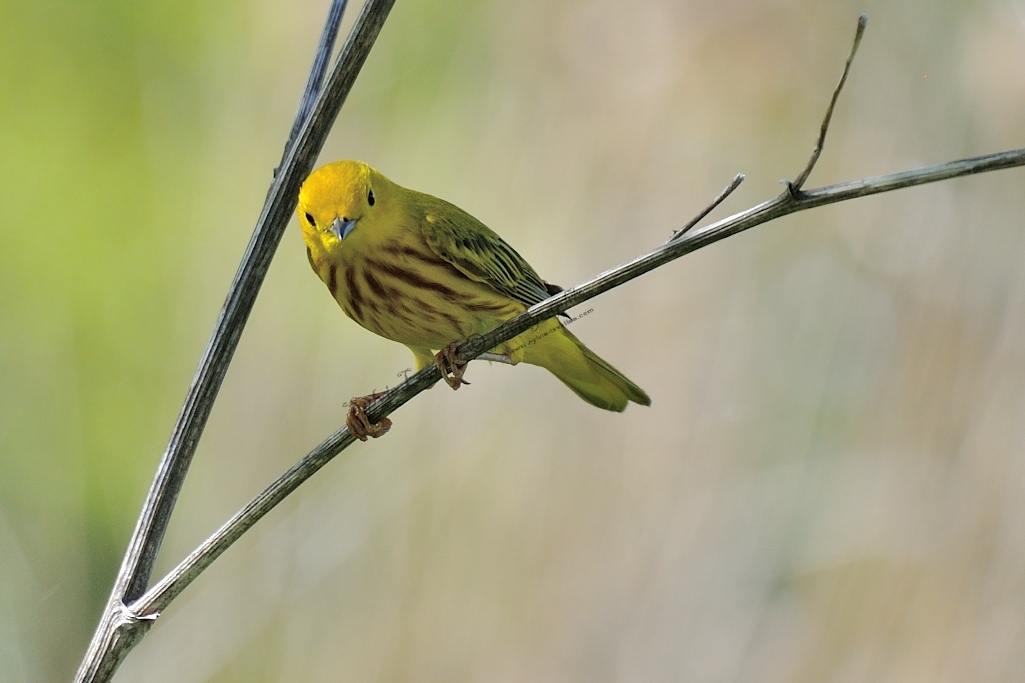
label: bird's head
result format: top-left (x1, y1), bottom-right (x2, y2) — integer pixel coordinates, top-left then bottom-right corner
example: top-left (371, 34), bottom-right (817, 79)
top-left (297, 160), bottom-right (383, 245)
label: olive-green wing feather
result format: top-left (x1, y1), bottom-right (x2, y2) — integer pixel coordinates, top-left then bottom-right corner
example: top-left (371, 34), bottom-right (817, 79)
top-left (417, 195), bottom-right (552, 307)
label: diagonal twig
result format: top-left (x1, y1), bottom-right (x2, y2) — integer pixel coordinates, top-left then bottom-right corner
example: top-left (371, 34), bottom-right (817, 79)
top-left (668, 173), bottom-right (745, 242)
top-left (788, 13), bottom-right (868, 196)
top-left (72, 2), bottom-right (396, 682)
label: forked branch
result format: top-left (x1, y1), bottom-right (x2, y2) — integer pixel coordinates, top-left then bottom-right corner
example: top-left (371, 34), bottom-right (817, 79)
top-left (75, 8), bottom-right (1025, 683)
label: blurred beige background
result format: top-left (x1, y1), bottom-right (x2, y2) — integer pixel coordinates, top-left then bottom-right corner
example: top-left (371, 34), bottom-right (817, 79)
top-left (2, 0), bottom-right (1025, 681)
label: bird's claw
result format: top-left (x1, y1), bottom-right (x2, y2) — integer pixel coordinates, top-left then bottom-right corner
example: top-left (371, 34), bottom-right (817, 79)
top-left (434, 342), bottom-right (469, 390)
top-left (346, 392), bottom-right (392, 442)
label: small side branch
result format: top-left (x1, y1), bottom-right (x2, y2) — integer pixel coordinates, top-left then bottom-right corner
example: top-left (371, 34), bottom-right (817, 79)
top-left (788, 13), bottom-right (868, 196)
top-left (668, 173), bottom-right (745, 242)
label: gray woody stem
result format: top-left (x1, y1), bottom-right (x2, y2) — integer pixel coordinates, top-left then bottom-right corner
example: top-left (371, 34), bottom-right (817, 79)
top-left (132, 145), bottom-right (1025, 620)
top-left (72, 2), bottom-right (396, 682)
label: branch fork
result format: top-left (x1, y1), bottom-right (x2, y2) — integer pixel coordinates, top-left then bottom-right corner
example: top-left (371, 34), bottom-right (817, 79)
top-left (75, 8), bottom-right (1025, 682)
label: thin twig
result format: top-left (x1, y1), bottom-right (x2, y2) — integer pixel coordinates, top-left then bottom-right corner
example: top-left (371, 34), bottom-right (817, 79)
top-left (131, 145), bottom-right (1025, 619)
top-left (668, 173), bottom-right (745, 242)
top-left (72, 2), bottom-right (396, 682)
top-left (788, 13), bottom-right (868, 195)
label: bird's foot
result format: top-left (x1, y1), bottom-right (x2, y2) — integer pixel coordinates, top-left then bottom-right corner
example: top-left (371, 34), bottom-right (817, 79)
top-left (435, 342), bottom-right (469, 390)
top-left (346, 392), bottom-right (393, 442)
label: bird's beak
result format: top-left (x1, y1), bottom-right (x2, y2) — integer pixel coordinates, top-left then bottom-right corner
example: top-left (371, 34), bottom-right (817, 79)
top-left (330, 217), bottom-right (357, 240)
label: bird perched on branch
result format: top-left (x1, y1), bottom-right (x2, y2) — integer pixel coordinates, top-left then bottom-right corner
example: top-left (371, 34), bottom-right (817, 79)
top-left (297, 160), bottom-right (650, 440)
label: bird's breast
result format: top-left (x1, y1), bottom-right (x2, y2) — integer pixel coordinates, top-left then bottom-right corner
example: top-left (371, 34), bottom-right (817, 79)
top-left (321, 238), bottom-right (521, 349)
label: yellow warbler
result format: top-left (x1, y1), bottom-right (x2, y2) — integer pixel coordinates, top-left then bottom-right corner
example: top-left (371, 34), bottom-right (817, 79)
top-left (297, 161), bottom-right (650, 436)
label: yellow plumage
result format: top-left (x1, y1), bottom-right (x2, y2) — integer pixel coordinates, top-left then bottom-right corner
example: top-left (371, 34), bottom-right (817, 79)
top-left (297, 160), bottom-right (650, 412)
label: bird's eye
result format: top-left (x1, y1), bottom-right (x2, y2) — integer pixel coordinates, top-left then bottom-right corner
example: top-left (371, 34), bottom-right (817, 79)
top-left (304, 212), bottom-right (316, 227)
top-left (367, 189), bottom-right (375, 207)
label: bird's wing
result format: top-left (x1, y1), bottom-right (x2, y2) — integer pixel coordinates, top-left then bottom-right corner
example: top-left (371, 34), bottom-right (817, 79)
top-left (418, 197), bottom-right (552, 308)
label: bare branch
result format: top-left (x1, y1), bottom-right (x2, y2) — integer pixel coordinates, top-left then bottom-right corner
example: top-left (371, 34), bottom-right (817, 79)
top-left (788, 13), bottom-right (868, 195)
top-left (72, 1), bottom-right (396, 681)
top-left (130, 145), bottom-right (1025, 619)
top-left (668, 173), bottom-right (745, 242)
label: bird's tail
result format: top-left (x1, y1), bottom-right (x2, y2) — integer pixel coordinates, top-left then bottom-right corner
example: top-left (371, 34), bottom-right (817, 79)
top-left (519, 321), bottom-right (650, 412)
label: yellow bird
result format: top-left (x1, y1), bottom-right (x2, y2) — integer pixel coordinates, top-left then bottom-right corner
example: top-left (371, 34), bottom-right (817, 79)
top-left (297, 161), bottom-right (650, 438)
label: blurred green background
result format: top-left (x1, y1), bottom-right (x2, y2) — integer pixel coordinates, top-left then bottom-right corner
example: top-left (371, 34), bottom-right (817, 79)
top-left (2, 0), bottom-right (1025, 680)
